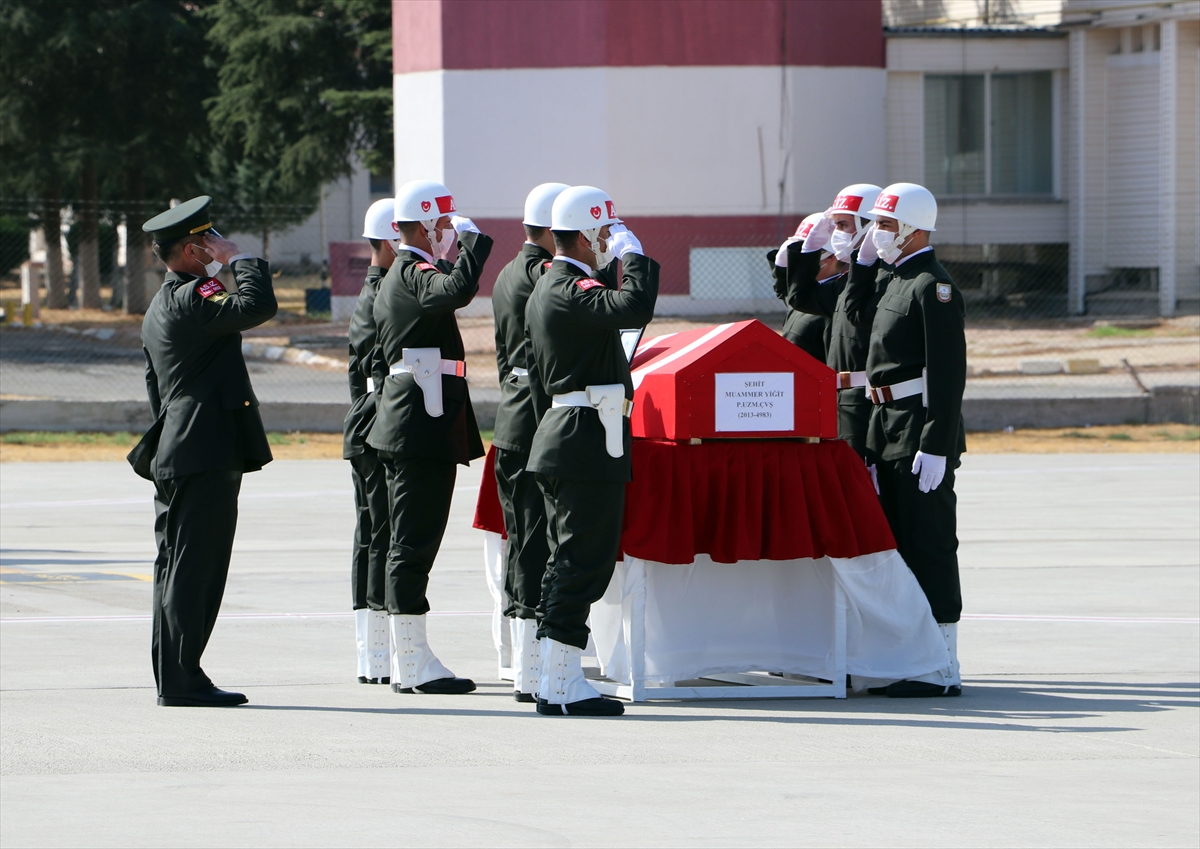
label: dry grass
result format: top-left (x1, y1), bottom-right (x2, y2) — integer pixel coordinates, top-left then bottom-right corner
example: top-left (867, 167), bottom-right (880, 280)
top-left (1, 425), bottom-right (1195, 462)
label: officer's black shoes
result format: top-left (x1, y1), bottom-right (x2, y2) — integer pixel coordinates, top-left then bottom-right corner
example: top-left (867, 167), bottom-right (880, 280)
top-left (392, 677), bottom-right (477, 695)
top-left (884, 680), bottom-right (962, 698)
top-left (363, 676), bottom-right (390, 685)
top-left (536, 696), bottom-right (625, 717)
top-left (513, 691), bottom-right (537, 703)
top-left (866, 686), bottom-right (889, 695)
top-left (157, 685), bottom-right (248, 707)
top-left (358, 676), bottom-right (370, 684)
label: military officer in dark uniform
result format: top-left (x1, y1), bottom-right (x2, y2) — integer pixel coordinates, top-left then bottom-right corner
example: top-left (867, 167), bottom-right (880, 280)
top-left (492, 182), bottom-right (569, 702)
top-left (367, 179), bottom-right (492, 695)
top-left (769, 215), bottom-right (833, 364)
top-left (525, 186), bottom-right (659, 717)
top-left (844, 182), bottom-right (966, 697)
top-left (133, 196), bottom-right (276, 707)
top-left (344, 197), bottom-right (398, 685)
top-left (778, 184), bottom-right (883, 460)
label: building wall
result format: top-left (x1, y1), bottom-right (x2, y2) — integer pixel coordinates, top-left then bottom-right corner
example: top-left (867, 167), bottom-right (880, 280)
top-left (392, 0), bottom-right (887, 309)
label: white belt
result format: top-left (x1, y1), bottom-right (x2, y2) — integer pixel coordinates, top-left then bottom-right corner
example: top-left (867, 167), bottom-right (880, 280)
top-left (837, 371), bottom-right (867, 390)
top-left (552, 385), bottom-right (632, 459)
top-left (510, 367), bottom-right (528, 378)
top-left (388, 347), bottom-right (466, 418)
top-left (365, 377), bottom-right (375, 394)
top-left (867, 368), bottom-right (927, 407)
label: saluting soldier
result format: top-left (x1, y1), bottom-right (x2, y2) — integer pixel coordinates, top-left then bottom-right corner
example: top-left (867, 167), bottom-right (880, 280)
top-left (769, 215), bottom-right (834, 364)
top-left (344, 197), bottom-right (398, 685)
top-left (133, 196), bottom-right (276, 707)
top-left (492, 182), bottom-right (569, 702)
top-left (367, 180), bottom-right (493, 695)
top-left (845, 182), bottom-right (966, 698)
top-left (525, 186), bottom-right (659, 717)
top-left (777, 184), bottom-right (883, 460)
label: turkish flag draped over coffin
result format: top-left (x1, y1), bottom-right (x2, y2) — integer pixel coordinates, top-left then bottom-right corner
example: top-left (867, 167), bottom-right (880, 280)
top-left (630, 319), bottom-right (838, 441)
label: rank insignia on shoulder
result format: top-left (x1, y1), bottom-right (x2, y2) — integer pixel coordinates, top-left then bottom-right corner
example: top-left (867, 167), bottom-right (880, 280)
top-left (936, 283), bottom-right (952, 303)
top-left (196, 278), bottom-right (226, 299)
top-left (576, 278), bottom-right (604, 291)
top-left (416, 262), bottom-right (436, 271)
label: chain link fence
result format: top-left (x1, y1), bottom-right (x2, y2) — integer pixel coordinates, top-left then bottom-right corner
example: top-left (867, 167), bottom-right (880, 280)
top-left (1, 198), bottom-right (1197, 431)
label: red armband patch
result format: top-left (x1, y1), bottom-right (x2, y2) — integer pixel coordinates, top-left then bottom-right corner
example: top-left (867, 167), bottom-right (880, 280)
top-left (576, 278), bottom-right (604, 291)
top-left (196, 278), bottom-right (226, 299)
top-left (416, 262), bottom-right (436, 271)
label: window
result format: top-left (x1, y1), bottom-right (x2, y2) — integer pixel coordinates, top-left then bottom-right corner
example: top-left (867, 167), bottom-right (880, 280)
top-left (925, 71), bottom-right (1054, 196)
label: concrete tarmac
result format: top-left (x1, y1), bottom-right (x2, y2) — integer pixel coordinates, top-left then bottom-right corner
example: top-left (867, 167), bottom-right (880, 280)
top-left (1, 454), bottom-right (1197, 847)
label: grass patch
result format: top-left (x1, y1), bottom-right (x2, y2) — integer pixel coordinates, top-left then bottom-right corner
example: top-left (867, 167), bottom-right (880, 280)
top-left (1167, 429), bottom-right (1200, 442)
top-left (1061, 431), bottom-right (1098, 439)
top-left (1, 431), bottom-right (135, 446)
top-left (1087, 326), bottom-right (1153, 338)
top-left (1107, 433), bottom-right (1133, 441)
top-left (267, 432), bottom-right (309, 446)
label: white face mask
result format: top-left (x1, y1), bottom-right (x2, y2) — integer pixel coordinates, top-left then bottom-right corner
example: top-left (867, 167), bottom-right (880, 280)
top-left (425, 225), bottom-right (454, 261)
top-left (830, 229), bottom-right (861, 263)
top-left (872, 228), bottom-right (904, 264)
top-left (192, 246), bottom-right (222, 278)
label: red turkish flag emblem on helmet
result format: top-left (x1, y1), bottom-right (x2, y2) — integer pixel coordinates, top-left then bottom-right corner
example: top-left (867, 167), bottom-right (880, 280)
top-left (421, 200), bottom-right (432, 212)
top-left (589, 206), bottom-right (602, 219)
top-left (877, 194), bottom-right (899, 213)
top-left (605, 200), bottom-right (616, 218)
top-left (797, 222), bottom-right (814, 238)
top-left (390, 221), bottom-right (400, 232)
top-left (436, 195), bottom-right (456, 214)
top-left (833, 194), bottom-right (863, 212)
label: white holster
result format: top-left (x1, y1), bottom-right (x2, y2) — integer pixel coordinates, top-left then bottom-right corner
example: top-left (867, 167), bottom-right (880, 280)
top-left (552, 384), bottom-right (632, 459)
top-left (390, 347), bottom-right (466, 418)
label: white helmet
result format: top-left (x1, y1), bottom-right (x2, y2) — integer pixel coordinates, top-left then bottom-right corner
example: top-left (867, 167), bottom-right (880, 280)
top-left (550, 186), bottom-right (621, 231)
top-left (362, 198), bottom-right (398, 240)
top-left (394, 180), bottom-right (457, 223)
top-left (522, 182), bottom-right (570, 228)
top-left (795, 212), bottom-right (834, 255)
top-left (870, 182), bottom-right (937, 232)
top-left (830, 183), bottom-right (883, 229)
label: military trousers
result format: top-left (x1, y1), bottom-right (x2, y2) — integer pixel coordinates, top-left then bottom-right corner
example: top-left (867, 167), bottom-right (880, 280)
top-left (379, 454), bottom-right (457, 616)
top-left (152, 468), bottom-right (243, 697)
top-left (534, 474), bottom-right (625, 649)
top-left (495, 447), bottom-right (550, 621)
top-left (837, 388), bottom-right (874, 460)
top-left (349, 447), bottom-right (389, 611)
top-left (875, 455), bottom-right (962, 623)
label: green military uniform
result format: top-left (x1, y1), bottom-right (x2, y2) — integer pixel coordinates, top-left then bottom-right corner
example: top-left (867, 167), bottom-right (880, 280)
top-left (491, 243), bottom-right (555, 621)
top-left (524, 254), bottom-right (659, 649)
top-left (343, 266), bottom-right (389, 615)
top-left (367, 234), bottom-right (493, 615)
top-left (781, 244), bottom-right (884, 459)
top-left (133, 197), bottom-right (276, 704)
top-left (769, 249), bottom-right (828, 365)
top-left (845, 247), bottom-right (967, 623)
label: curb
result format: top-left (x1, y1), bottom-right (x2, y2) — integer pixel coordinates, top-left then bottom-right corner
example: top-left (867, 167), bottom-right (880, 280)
top-left (2, 391), bottom-right (1193, 434)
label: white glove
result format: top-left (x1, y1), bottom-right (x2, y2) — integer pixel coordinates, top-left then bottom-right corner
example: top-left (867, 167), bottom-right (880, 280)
top-left (856, 223), bottom-right (879, 265)
top-left (801, 211), bottom-right (835, 253)
top-left (866, 462), bottom-right (879, 495)
top-left (911, 451), bottom-right (946, 493)
top-left (450, 215), bottom-right (480, 234)
top-left (774, 236), bottom-right (801, 268)
top-left (605, 223), bottom-right (643, 259)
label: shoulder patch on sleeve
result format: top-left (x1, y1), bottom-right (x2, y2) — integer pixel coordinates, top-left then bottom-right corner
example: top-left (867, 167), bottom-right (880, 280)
top-left (196, 278), bottom-right (226, 299)
top-left (543, 261), bottom-right (553, 269)
top-left (576, 278), bottom-right (604, 291)
top-left (415, 261), bottom-right (436, 271)
top-left (935, 282), bottom-right (952, 303)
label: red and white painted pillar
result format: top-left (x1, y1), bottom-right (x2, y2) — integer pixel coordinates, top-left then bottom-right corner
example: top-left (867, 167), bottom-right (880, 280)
top-left (392, 0), bottom-right (886, 314)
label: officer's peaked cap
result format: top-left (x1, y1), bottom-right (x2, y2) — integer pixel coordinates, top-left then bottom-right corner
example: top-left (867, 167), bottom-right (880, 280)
top-left (142, 196), bottom-right (215, 242)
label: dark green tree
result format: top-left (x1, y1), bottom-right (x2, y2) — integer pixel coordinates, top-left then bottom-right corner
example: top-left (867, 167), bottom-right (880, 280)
top-left (201, 0), bottom-right (392, 259)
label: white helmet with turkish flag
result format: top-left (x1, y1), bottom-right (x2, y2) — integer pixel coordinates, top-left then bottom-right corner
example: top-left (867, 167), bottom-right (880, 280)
top-left (827, 183), bottom-right (883, 261)
top-left (362, 197), bottom-right (398, 240)
top-left (523, 182), bottom-right (571, 228)
top-left (550, 185), bottom-right (621, 232)
top-left (870, 182), bottom-right (937, 232)
top-left (394, 180), bottom-right (457, 224)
